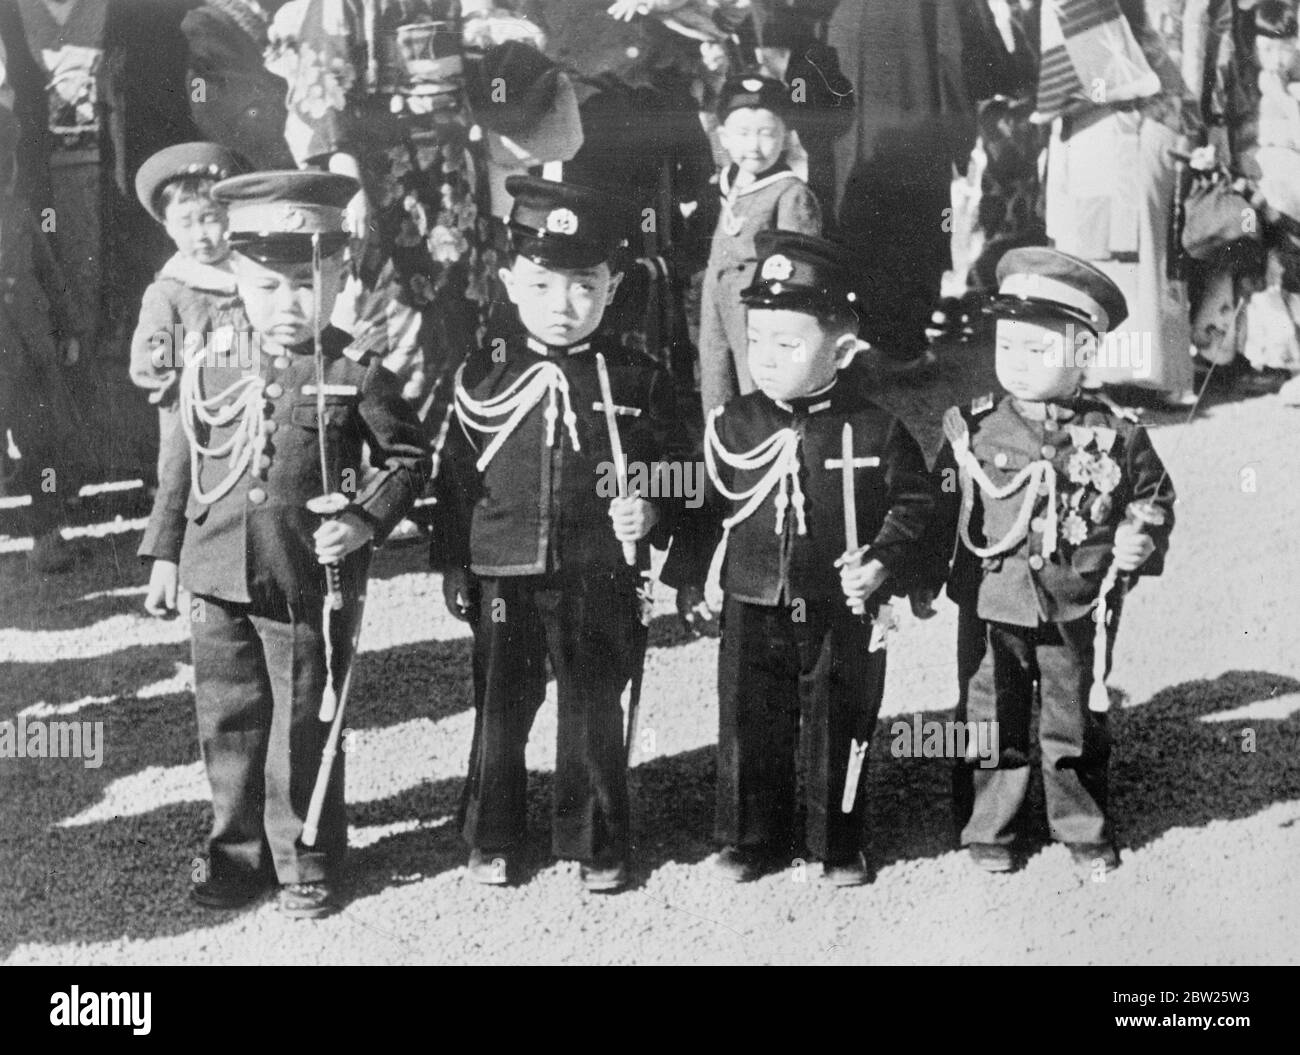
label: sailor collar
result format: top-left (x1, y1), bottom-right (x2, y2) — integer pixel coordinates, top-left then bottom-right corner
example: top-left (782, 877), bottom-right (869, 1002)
top-left (720, 159), bottom-right (799, 201)
top-left (767, 377), bottom-right (839, 416)
top-left (526, 335), bottom-right (593, 358)
top-left (159, 252), bottom-right (238, 295)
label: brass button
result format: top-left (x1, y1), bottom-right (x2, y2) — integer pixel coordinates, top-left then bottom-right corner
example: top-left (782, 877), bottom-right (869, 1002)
top-left (1038, 481), bottom-right (1051, 496)
top-left (993, 452), bottom-right (1009, 468)
top-left (1028, 554), bottom-right (1044, 571)
top-left (258, 455), bottom-right (272, 470)
top-left (274, 356), bottom-right (290, 370)
top-left (1031, 516), bottom-right (1045, 532)
top-left (248, 487), bottom-right (267, 505)
top-left (1044, 420), bottom-right (1058, 432)
top-left (1040, 444), bottom-right (1056, 459)
top-left (265, 382), bottom-right (283, 399)
top-left (262, 420), bottom-right (277, 435)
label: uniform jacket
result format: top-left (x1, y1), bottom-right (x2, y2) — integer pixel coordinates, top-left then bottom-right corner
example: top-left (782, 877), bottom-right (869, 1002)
top-left (661, 377), bottom-right (937, 606)
top-left (139, 326), bottom-right (429, 606)
top-left (432, 330), bottom-right (690, 577)
top-left (932, 393), bottom-right (1176, 628)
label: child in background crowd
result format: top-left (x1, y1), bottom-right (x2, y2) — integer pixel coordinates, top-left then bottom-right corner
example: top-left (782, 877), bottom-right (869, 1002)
top-left (130, 143), bottom-right (250, 510)
top-left (698, 73), bottom-right (821, 416)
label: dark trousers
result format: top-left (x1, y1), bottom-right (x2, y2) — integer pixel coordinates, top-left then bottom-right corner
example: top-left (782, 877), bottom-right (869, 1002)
top-left (717, 596), bottom-right (886, 861)
top-left (190, 592), bottom-right (350, 885)
top-left (954, 605), bottom-right (1115, 848)
top-left (459, 572), bottom-right (643, 861)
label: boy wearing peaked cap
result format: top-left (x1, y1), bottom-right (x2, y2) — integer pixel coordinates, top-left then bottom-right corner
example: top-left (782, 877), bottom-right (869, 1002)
top-left (130, 142), bottom-right (251, 558)
top-left (432, 176), bottom-right (693, 893)
top-left (663, 230), bottom-right (937, 886)
top-left (139, 170), bottom-right (429, 919)
top-left (922, 247), bottom-right (1176, 875)
top-left (698, 73), bottom-right (822, 417)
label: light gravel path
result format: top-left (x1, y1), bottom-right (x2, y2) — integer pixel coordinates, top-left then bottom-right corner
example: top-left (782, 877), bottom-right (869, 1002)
top-left (2, 358), bottom-right (1297, 965)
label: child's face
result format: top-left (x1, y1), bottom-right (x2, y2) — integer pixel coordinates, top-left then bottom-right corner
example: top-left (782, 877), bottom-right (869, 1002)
top-left (746, 307), bottom-right (844, 402)
top-left (163, 195), bottom-right (230, 266)
top-left (230, 252), bottom-right (345, 349)
top-left (1257, 34), bottom-right (1299, 75)
top-left (720, 107), bottom-right (787, 175)
top-left (994, 316), bottom-right (1085, 402)
top-left (499, 255), bottom-right (621, 347)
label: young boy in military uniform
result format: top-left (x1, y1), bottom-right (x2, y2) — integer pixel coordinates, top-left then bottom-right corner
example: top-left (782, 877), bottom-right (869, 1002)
top-left (663, 231), bottom-right (937, 886)
top-left (924, 247), bottom-right (1176, 874)
top-left (434, 176), bottom-right (691, 893)
top-left (140, 171), bottom-right (429, 918)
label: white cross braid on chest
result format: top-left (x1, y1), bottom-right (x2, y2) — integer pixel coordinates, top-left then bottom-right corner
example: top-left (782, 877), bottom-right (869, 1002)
top-left (454, 359), bottom-right (582, 471)
top-left (703, 407), bottom-right (807, 537)
top-left (179, 343), bottom-right (267, 505)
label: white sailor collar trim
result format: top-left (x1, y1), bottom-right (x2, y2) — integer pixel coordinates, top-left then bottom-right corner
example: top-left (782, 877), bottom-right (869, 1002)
top-left (720, 164), bottom-right (801, 201)
top-left (159, 252), bottom-right (238, 295)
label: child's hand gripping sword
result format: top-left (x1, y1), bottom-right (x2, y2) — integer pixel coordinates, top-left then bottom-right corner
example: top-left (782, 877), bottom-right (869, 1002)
top-left (305, 232), bottom-right (347, 612)
top-left (595, 351), bottom-right (653, 759)
top-left (595, 351), bottom-right (637, 567)
top-left (1088, 498), bottom-right (1167, 713)
top-left (827, 422), bottom-right (887, 812)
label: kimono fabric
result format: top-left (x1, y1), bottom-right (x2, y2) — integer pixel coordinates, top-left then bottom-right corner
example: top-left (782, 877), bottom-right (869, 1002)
top-left (280, 0), bottom-right (490, 420)
top-left (1046, 110), bottom-right (1194, 396)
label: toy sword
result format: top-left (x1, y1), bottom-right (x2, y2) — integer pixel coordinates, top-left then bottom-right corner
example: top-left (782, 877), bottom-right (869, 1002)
top-left (306, 231), bottom-right (346, 611)
top-left (841, 737), bottom-right (869, 813)
top-left (826, 423), bottom-right (880, 615)
top-left (596, 351), bottom-right (637, 567)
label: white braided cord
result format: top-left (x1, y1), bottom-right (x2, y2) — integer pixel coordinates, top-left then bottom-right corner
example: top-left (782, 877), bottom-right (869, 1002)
top-left (453, 360), bottom-right (581, 472)
top-left (703, 408), bottom-right (807, 539)
top-left (178, 344), bottom-right (267, 506)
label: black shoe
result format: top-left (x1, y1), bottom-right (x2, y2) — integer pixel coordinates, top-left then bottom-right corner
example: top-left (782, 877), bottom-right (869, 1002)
top-left (467, 847), bottom-right (513, 886)
top-left (1068, 841), bottom-right (1120, 873)
top-left (580, 855), bottom-right (627, 893)
top-left (190, 872), bottom-right (266, 910)
top-left (713, 845), bottom-right (778, 883)
top-left (822, 852), bottom-right (873, 887)
top-left (968, 843), bottom-right (1016, 873)
top-left (277, 881), bottom-right (339, 920)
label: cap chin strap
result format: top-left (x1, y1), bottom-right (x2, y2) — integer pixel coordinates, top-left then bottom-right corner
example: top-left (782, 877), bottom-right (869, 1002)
top-left (179, 344), bottom-right (267, 505)
top-left (703, 408), bottom-right (807, 544)
top-left (454, 360), bottom-right (581, 471)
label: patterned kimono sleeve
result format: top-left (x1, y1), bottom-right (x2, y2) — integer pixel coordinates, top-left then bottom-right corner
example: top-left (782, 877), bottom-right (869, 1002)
top-left (284, 0), bottom-right (366, 165)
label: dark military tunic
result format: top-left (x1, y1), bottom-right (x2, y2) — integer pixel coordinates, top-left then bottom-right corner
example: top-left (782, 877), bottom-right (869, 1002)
top-left (931, 393), bottom-right (1175, 849)
top-left (140, 326), bottom-right (428, 886)
top-left (662, 378), bottom-right (936, 861)
top-left (433, 330), bottom-right (691, 862)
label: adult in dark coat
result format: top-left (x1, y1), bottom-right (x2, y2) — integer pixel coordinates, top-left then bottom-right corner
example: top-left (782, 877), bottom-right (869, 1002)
top-left (181, 0), bottom-right (296, 169)
top-left (829, 0), bottom-right (976, 365)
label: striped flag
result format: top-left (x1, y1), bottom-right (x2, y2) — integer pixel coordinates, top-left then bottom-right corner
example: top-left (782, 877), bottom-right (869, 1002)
top-left (1034, 0), bottom-right (1160, 123)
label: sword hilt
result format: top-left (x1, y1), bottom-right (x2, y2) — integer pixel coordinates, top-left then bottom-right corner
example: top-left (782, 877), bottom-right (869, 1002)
top-left (307, 492), bottom-right (349, 611)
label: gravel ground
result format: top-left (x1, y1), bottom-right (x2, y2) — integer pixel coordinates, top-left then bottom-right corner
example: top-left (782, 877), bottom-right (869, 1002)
top-left (1, 345), bottom-right (1298, 966)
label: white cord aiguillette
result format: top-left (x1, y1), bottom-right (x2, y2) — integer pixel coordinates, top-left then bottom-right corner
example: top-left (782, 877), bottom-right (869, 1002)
top-left (703, 407), bottom-right (807, 539)
top-left (179, 344), bottom-right (267, 506)
top-left (944, 409), bottom-right (1058, 558)
top-left (454, 360), bottom-right (581, 471)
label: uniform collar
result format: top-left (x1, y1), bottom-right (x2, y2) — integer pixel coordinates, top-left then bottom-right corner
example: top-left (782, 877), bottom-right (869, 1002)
top-left (525, 335), bottom-right (594, 358)
top-left (768, 376), bottom-right (839, 416)
top-left (1011, 393), bottom-right (1081, 422)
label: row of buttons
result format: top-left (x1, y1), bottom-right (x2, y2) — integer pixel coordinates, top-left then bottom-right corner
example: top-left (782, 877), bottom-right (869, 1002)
top-left (249, 355), bottom-right (294, 499)
top-left (992, 444), bottom-right (1059, 468)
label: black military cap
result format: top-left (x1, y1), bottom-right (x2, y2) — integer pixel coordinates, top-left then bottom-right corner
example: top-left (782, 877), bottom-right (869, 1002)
top-left (716, 73), bottom-right (794, 122)
top-left (989, 246), bottom-right (1128, 334)
top-left (505, 175), bottom-right (625, 270)
top-left (212, 170), bottom-right (360, 263)
top-left (740, 230), bottom-right (865, 315)
top-left (135, 141), bottom-right (251, 222)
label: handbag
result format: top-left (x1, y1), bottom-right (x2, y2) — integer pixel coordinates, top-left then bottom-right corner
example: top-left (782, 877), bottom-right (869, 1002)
top-left (1181, 171), bottom-right (1261, 261)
